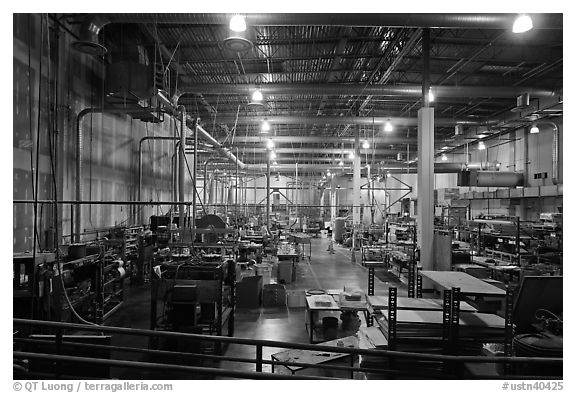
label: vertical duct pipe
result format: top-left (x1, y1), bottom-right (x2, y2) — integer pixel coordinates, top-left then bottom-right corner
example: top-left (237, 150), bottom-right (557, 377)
top-left (295, 163), bottom-right (299, 226)
top-left (549, 123), bottom-right (560, 185)
top-left (236, 148), bottom-right (239, 225)
top-left (192, 120), bottom-right (198, 228)
top-left (178, 106), bottom-right (186, 229)
top-left (76, 107), bottom-right (133, 242)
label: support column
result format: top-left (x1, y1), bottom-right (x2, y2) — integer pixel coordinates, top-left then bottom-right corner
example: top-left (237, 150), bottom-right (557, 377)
top-left (417, 107), bottom-right (434, 270)
top-left (353, 127), bottom-right (361, 225)
top-left (266, 159), bottom-right (271, 231)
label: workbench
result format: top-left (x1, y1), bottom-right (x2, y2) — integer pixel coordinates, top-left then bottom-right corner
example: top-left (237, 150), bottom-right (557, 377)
top-left (271, 335), bottom-right (358, 378)
top-left (305, 293), bottom-right (370, 343)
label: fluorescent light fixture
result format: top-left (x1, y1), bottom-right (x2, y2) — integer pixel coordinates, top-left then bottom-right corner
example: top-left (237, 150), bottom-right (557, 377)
top-left (348, 151), bottom-right (355, 159)
top-left (530, 124), bottom-right (540, 134)
top-left (478, 141), bottom-right (486, 150)
top-left (477, 133), bottom-right (487, 139)
top-left (229, 15), bottom-right (247, 33)
top-left (338, 160), bottom-right (344, 166)
top-left (384, 121), bottom-right (393, 133)
top-left (266, 139), bottom-right (274, 149)
top-left (362, 140), bottom-right (370, 149)
top-left (512, 14), bottom-right (533, 34)
top-left (251, 90), bottom-right (263, 102)
top-left (261, 120), bottom-right (270, 133)
top-left (428, 89), bottom-right (435, 102)
top-left (441, 154), bottom-right (448, 161)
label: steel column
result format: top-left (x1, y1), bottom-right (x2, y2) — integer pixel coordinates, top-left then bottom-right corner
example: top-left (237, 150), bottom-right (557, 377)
top-left (266, 159), bottom-right (271, 231)
top-left (417, 107), bottom-right (435, 270)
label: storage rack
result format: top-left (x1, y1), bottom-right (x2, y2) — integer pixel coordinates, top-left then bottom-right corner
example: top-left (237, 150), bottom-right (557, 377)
top-left (385, 285), bottom-right (514, 377)
top-left (150, 259), bottom-right (236, 354)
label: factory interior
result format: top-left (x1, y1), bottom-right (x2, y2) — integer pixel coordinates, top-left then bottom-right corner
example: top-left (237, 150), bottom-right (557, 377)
top-left (12, 12), bottom-right (565, 381)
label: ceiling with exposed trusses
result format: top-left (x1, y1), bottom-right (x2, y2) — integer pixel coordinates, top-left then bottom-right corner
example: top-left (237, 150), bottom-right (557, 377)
top-left (65, 13), bottom-right (563, 178)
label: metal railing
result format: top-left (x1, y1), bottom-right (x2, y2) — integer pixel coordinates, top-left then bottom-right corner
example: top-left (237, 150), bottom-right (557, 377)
top-left (13, 318), bottom-right (562, 380)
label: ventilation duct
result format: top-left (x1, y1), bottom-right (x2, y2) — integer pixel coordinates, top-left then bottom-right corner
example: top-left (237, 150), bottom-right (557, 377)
top-left (70, 14), bottom-right (110, 55)
top-left (457, 170), bottom-right (524, 187)
top-left (214, 115), bottom-right (482, 127)
top-left (455, 124), bottom-right (464, 136)
top-left (105, 26), bottom-right (155, 102)
top-left (182, 83), bottom-right (557, 99)
top-left (511, 93), bottom-right (535, 113)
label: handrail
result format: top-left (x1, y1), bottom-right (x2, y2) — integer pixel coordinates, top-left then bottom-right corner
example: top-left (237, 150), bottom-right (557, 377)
top-left (13, 351), bottom-right (331, 380)
top-left (13, 318), bottom-right (562, 365)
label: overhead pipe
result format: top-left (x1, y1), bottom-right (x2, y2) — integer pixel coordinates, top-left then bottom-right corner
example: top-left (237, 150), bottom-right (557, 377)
top-left (246, 161), bottom-right (500, 173)
top-left (182, 83), bottom-right (557, 99)
top-left (156, 89), bottom-right (248, 170)
top-left (212, 115), bottom-right (483, 127)
top-left (232, 135), bottom-right (419, 144)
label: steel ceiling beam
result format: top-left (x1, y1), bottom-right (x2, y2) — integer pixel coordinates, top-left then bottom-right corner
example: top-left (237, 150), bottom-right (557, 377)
top-left (103, 13), bottom-right (562, 29)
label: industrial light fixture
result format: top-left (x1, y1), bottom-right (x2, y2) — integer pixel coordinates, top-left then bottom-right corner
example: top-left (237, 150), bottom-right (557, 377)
top-left (338, 160), bottom-right (344, 166)
top-left (530, 124), bottom-right (540, 134)
top-left (348, 151), bottom-right (355, 159)
top-left (266, 138), bottom-right (274, 149)
top-left (478, 141), bottom-right (486, 150)
top-left (269, 151), bottom-right (276, 160)
top-left (327, 170), bottom-right (331, 176)
top-left (362, 140), bottom-right (370, 149)
top-left (384, 121), bottom-right (393, 133)
top-left (428, 89), bottom-right (435, 102)
top-left (229, 15), bottom-right (247, 32)
top-left (261, 120), bottom-right (270, 133)
top-left (272, 161), bottom-right (278, 166)
top-left (251, 90), bottom-right (263, 102)
top-left (512, 14), bottom-right (533, 34)
top-left (386, 171), bottom-right (391, 178)
top-left (441, 154), bottom-right (448, 161)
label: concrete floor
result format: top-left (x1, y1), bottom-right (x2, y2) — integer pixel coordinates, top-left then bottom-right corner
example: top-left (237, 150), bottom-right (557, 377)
top-left (105, 237), bottom-right (409, 379)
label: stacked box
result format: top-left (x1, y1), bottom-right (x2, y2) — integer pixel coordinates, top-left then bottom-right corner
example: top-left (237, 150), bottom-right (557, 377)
top-left (262, 284), bottom-right (287, 307)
